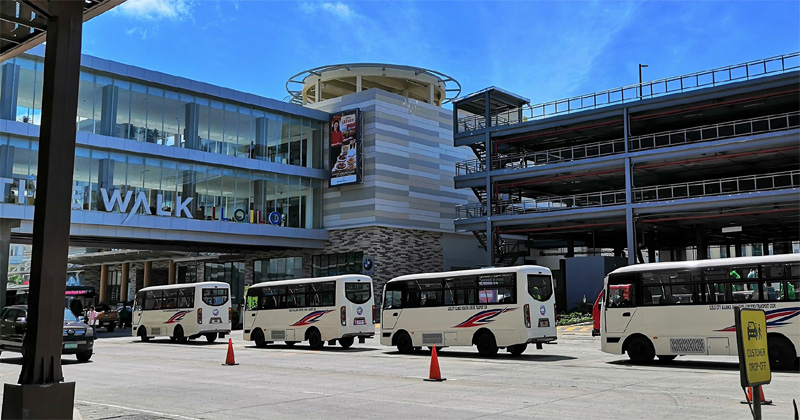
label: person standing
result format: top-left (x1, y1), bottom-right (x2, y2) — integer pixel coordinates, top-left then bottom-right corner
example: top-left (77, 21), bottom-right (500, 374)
top-left (86, 306), bottom-right (98, 339)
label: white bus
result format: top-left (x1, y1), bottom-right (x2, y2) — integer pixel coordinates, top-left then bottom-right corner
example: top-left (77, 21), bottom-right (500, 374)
top-left (600, 254), bottom-right (800, 369)
top-left (132, 282), bottom-right (232, 343)
top-left (243, 275), bottom-right (376, 349)
top-left (380, 266), bottom-right (557, 356)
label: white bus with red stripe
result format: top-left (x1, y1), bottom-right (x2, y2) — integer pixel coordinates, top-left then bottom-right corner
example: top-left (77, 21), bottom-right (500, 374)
top-left (380, 266), bottom-right (557, 356)
top-left (243, 275), bottom-right (376, 349)
top-left (133, 282), bottom-right (231, 343)
top-left (600, 254), bottom-right (800, 370)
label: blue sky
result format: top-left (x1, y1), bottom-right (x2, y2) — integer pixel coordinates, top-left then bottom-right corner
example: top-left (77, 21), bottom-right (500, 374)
top-left (81, 0), bottom-right (800, 107)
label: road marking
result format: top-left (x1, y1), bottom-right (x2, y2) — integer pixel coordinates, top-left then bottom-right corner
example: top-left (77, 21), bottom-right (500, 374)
top-left (75, 400), bottom-right (200, 420)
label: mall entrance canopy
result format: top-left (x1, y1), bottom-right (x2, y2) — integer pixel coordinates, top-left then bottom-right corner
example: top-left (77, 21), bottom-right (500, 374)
top-left (1, 1), bottom-right (124, 418)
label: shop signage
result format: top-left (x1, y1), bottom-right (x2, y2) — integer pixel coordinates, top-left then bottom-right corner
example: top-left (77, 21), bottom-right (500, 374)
top-left (97, 188), bottom-right (193, 223)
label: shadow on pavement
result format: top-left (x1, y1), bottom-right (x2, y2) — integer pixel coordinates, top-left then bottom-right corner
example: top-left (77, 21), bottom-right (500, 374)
top-left (383, 349), bottom-right (577, 362)
top-left (243, 344), bottom-right (379, 353)
top-left (1, 356), bottom-right (91, 366)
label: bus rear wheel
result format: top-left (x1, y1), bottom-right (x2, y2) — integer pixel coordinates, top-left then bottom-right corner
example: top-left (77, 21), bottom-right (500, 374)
top-left (476, 331), bottom-right (498, 356)
top-left (508, 343), bottom-right (527, 356)
top-left (253, 329), bottom-right (267, 348)
top-left (657, 355), bottom-right (677, 362)
top-left (308, 329), bottom-right (324, 350)
top-left (395, 332), bottom-right (413, 354)
top-left (339, 337), bottom-right (354, 349)
top-left (138, 327), bottom-right (149, 342)
top-left (768, 335), bottom-right (797, 370)
top-left (205, 333), bottom-right (217, 343)
top-left (172, 326), bottom-right (188, 344)
top-left (627, 336), bottom-right (655, 364)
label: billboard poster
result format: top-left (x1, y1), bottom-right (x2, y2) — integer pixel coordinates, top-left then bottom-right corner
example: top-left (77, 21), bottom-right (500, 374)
top-left (330, 109), bottom-right (361, 186)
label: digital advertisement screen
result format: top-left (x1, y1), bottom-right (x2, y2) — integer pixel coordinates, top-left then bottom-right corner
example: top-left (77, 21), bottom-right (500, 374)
top-left (329, 109), bottom-right (361, 186)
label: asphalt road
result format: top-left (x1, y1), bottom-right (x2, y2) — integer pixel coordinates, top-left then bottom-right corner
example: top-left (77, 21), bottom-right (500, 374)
top-left (0, 325), bottom-right (797, 419)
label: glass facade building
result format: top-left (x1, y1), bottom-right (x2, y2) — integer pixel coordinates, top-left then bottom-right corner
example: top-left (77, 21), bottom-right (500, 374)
top-left (0, 53), bottom-right (327, 229)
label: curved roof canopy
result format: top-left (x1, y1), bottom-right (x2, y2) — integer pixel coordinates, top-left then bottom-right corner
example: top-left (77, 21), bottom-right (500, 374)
top-left (287, 63), bottom-right (461, 107)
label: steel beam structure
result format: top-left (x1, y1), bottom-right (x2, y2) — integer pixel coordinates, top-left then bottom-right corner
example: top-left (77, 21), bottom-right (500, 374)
top-left (2, 1), bottom-right (84, 418)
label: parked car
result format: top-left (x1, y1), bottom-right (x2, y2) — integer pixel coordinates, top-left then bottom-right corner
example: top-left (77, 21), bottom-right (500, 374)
top-left (0, 305), bottom-right (94, 361)
top-left (94, 303), bottom-right (119, 332)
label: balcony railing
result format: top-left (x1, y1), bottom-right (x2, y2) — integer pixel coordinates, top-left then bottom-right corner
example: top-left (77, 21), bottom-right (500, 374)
top-left (457, 52), bottom-right (800, 133)
top-left (456, 111), bottom-right (800, 176)
top-left (455, 170), bottom-right (799, 220)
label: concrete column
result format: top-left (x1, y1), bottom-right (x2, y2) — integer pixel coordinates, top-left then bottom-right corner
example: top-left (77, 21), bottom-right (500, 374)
top-left (99, 265), bottom-right (108, 303)
top-left (168, 260), bottom-right (175, 285)
top-left (428, 83), bottom-right (434, 105)
top-left (0, 63), bottom-right (20, 121)
top-left (314, 79), bottom-right (320, 103)
top-left (96, 158), bottom-right (115, 210)
top-left (0, 220), bottom-right (21, 311)
top-left (120, 263), bottom-right (129, 302)
top-left (356, 75), bottom-right (362, 93)
top-left (254, 117), bottom-right (268, 161)
top-left (143, 261), bottom-right (152, 288)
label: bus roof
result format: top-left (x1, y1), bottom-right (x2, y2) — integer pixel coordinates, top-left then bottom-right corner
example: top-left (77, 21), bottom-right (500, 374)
top-left (137, 281), bottom-right (230, 293)
top-left (609, 253), bottom-right (800, 275)
top-left (387, 265), bottom-right (552, 284)
top-left (247, 275), bottom-right (372, 289)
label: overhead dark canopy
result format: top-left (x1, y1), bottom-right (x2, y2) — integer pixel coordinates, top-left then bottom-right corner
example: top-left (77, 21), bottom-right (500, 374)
top-left (455, 86), bottom-right (530, 115)
top-left (0, 0), bottom-right (124, 61)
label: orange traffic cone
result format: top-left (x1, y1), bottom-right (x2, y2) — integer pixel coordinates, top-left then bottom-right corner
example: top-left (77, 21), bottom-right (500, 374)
top-left (222, 338), bottom-right (239, 366)
top-left (424, 346), bottom-right (445, 381)
top-left (742, 385), bottom-right (773, 405)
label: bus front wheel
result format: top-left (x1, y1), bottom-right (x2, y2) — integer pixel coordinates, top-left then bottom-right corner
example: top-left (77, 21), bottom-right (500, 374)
top-left (339, 337), bottom-right (354, 349)
top-left (138, 327), bottom-right (149, 342)
top-left (627, 336), bottom-right (655, 364)
top-left (308, 329), bottom-right (324, 350)
top-left (768, 335), bottom-right (797, 370)
top-left (476, 331), bottom-right (498, 356)
top-left (395, 332), bottom-right (413, 354)
top-left (253, 329), bottom-right (267, 348)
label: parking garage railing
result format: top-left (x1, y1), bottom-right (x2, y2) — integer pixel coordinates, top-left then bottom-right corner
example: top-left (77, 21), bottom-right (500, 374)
top-left (633, 170), bottom-right (800, 203)
top-left (455, 111), bottom-right (800, 176)
top-left (455, 170), bottom-right (799, 219)
top-left (630, 111), bottom-right (800, 151)
top-left (456, 52), bottom-right (800, 133)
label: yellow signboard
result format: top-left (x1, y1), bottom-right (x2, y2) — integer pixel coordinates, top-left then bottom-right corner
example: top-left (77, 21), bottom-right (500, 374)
top-left (735, 308), bottom-right (771, 386)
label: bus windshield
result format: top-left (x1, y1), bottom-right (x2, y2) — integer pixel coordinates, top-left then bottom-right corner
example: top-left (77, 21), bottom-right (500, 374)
top-left (345, 283), bottom-right (371, 304)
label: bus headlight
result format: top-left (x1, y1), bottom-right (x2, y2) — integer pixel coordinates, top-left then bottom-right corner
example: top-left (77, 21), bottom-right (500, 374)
top-left (340, 306), bottom-right (346, 326)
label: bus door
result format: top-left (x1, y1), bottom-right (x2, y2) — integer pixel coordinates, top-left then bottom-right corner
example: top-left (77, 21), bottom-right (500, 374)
top-left (603, 284), bottom-right (635, 334)
top-left (382, 283), bottom-right (403, 330)
top-left (244, 288), bottom-right (260, 330)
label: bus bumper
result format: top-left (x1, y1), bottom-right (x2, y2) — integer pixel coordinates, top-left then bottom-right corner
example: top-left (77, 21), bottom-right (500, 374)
top-left (526, 336), bottom-right (557, 344)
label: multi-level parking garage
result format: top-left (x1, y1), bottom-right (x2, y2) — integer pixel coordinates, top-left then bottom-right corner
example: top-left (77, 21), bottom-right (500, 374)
top-left (453, 53), bottom-right (799, 266)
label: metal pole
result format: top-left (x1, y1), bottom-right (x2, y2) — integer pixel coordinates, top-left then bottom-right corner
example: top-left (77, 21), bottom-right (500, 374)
top-left (753, 386), bottom-right (762, 420)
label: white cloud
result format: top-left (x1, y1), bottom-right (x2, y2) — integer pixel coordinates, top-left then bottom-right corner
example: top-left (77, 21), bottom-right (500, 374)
top-left (301, 1), bottom-right (358, 20)
top-left (117, 0), bottom-right (193, 21)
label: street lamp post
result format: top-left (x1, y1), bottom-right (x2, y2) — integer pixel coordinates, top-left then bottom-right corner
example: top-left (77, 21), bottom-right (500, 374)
top-left (638, 64), bottom-right (649, 98)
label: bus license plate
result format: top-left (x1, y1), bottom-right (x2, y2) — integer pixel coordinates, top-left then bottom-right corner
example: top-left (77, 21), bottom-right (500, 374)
top-left (64, 343), bottom-right (78, 349)
top-left (354, 318), bottom-right (366, 325)
top-left (210, 317), bottom-right (222, 324)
